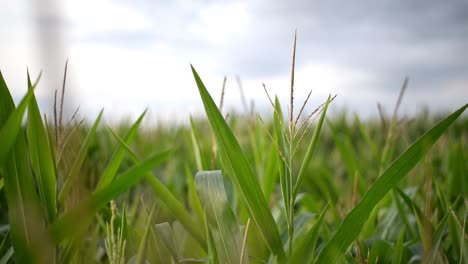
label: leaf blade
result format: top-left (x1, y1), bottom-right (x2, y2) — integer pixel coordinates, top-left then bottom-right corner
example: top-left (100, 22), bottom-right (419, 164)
top-left (191, 65), bottom-right (286, 262)
top-left (315, 104), bottom-right (467, 263)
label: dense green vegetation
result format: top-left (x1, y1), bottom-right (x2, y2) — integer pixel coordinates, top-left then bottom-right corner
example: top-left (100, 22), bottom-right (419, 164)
top-left (0, 62), bottom-right (466, 263)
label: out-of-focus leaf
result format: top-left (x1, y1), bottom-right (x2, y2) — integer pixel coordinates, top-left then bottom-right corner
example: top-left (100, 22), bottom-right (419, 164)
top-left (58, 109), bottom-right (104, 202)
top-left (315, 104), bottom-right (467, 263)
top-left (51, 150), bottom-right (171, 242)
top-left (96, 109), bottom-right (147, 190)
top-left (196, 170), bottom-right (246, 264)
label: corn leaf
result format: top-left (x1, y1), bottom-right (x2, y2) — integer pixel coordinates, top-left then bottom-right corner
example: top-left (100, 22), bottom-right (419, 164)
top-left (191, 65), bottom-right (286, 262)
top-left (58, 109), bottom-right (104, 202)
top-left (0, 71), bottom-right (53, 263)
top-left (107, 128), bottom-right (207, 249)
top-left (196, 170), bottom-right (246, 264)
top-left (26, 73), bottom-right (57, 224)
top-left (155, 222), bottom-right (180, 262)
top-left (0, 72), bottom-right (35, 164)
top-left (315, 104), bottom-right (467, 263)
top-left (51, 150), bottom-right (170, 242)
top-left (273, 97), bottom-right (291, 223)
top-left (392, 227), bottom-right (405, 264)
top-left (294, 95), bottom-right (331, 197)
top-left (288, 204), bottom-right (328, 264)
top-left (96, 109), bottom-right (147, 190)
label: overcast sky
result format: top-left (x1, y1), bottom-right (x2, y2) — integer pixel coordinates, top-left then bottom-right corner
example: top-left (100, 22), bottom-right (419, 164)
top-left (1, 0), bottom-right (467, 123)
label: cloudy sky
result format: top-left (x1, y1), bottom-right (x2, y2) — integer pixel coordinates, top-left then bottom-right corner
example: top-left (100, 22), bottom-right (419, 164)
top-left (1, 0), bottom-right (467, 122)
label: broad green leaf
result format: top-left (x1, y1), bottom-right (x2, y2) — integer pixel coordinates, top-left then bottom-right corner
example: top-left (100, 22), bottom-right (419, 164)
top-left (96, 109), bottom-right (147, 190)
top-left (26, 73), bottom-right (57, 224)
top-left (196, 171), bottom-right (246, 264)
top-left (51, 150), bottom-right (170, 242)
top-left (294, 95), bottom-right (331, 197)
top-left (315, 104), bottom-right (467, 263)
top-left (107, 128), bottom-right (207, 249)
top-left (191, 65), bottom-right (286, 262)
top-left (58, 109), bottom-right (104, 202)
top-left (0, 71), bottom-right (53, 263)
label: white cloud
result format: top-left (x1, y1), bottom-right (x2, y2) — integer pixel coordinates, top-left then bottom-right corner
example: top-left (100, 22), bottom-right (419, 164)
top-left (64, 0), bottom-right (153, 38)
top-left (190, 2), bottom-right (249, 45)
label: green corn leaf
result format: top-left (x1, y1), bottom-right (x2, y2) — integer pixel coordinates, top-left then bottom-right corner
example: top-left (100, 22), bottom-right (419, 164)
top-left (107, 128), bottom-right (207, 249)
top-left (186, 166), bottom-right (205, 225)
top-left (96, 109), bottom-right (147, 190)
top-left (51, 150), bottom-right (171, 242)
top-left (195, 170), bottom-right (246, 264)
top-left (205, 208), bottom-right (219, 264)
top-left (294, 95), bottom-right (331, 197)
top-left (273, 97), bottom-right (291, 222)
top-left (0, 72), bottom-right (36, 164)
top-left (354, 113), bottom-right (379, 160)
top-left (155, 222), bottom-right (180, 262)
top-left (135, 206), bottom-right (155, 264)
top-left (428, 210), bottom-right (451, 263)
top-left (58, 109), bottom-right (104, 203)
top-left (263, 142), bottom-right (279, 203)
top-left (394, 187), bottom-right (434, 233)
top-left (392, 227), bottom-right (405, 264)
top-left (327, 120), bottom-right (367, 195)
top-left (0, 71), bottom-right (53, 263)
top-left (191, 65), bottom-right (286, 262)
top-left (190, 116), bottom-right (208, 171)
top-left (288, 204), bottom-right (328, 264)
top-left (314, 104), bottom-right (467, 263)
top-left (26, 73), bottom-right (57, 224)
top-left (368, 240), bottom-right (393, 263)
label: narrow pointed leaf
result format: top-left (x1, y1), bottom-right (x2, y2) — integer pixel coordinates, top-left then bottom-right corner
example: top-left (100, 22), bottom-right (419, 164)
top-left (392, 227), bottom-right (405, 264)
top-left (26, 74), bottom-right (57, 223)
top-left (273, 97), bottom-right (291, 220)
top-left (0, 71), bottom-right (53, 263)
top-left (96, 109), bottom-right (147, 190)
top-left (294, 95), bottom-right (331, 197)
top-left (289, 204), bottom-right (328, 263)
top-left (0, 72), bottom-right (35, 163)
top-left (135, 206), bottom-right (155, 264)
top-left (51, 150), bottom-right (171, 242)
top-left (315, 104), bottom-right (467, 263)
top-left (191, 65), bottom-right (286, 262)
top-left (107, 128), bottom-right (207, 249)
top-left (59, 109), bottom-right (104, 202)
